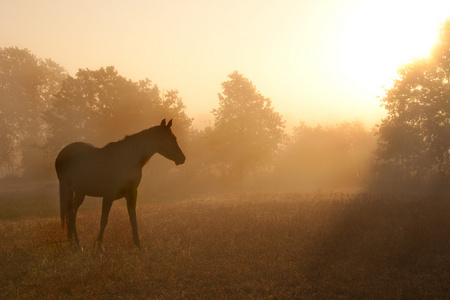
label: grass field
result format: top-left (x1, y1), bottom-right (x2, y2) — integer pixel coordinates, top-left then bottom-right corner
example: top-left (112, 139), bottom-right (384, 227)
top-left (1, 184), bottom-right (450, 299)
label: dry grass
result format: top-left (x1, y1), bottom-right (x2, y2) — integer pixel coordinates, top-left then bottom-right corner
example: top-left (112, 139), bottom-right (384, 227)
top-left (1, 189), bottom-right (450, 299)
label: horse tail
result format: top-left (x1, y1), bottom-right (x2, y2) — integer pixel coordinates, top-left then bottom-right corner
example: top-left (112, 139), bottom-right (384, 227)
top-left (59, 181), bottom-right (72, 232)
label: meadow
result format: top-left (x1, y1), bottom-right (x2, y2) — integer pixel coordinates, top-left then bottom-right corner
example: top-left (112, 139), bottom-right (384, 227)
top-left (1, 183), bottom-right (450, 299)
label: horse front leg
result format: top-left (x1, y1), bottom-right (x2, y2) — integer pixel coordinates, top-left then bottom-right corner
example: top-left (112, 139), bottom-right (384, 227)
top-left (126, 188), bottom-right (140, 248)
top-left (96, 197), bottom-right (113, 251)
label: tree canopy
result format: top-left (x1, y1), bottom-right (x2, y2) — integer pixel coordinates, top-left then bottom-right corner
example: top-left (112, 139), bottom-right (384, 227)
top-left (0, 48), bottom-right (192, 178)
top-left (210, 71), bottom-right (285, 181)
top-left (0, 47), bottom-right (67, 176)
top-left (44, 66), bottom-right (192, 154)
top-left (376, 20), bottom-right (450, 193)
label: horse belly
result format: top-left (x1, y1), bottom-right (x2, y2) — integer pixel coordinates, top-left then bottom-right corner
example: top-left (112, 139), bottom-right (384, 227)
top-left (71, 162), bottom-right (141, 199)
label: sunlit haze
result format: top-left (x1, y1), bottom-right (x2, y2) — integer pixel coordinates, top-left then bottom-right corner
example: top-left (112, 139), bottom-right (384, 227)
top-left (1, 0), bottom-right (449, 128)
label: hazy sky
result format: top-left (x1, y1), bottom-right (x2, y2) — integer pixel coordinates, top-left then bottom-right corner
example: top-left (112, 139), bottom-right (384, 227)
top-left (1, 0), bottom-right (450, 128)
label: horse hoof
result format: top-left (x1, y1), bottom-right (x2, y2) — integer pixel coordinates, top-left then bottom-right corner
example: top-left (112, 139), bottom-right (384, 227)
top-left (71, 243), bottom-right (83, 252)
top-left (95, 241), bottom-right (106, 253)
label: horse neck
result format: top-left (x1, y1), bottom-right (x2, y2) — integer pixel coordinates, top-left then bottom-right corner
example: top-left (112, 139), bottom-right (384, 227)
top-left (121, 128), bottom-right (159, 166)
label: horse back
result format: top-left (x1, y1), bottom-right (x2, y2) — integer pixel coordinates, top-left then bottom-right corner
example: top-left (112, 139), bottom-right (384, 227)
top-left (55, 142), bottom-right (96, 180)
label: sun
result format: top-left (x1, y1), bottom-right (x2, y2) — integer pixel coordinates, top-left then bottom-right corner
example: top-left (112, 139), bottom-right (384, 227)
top-left (335, 1), bottom-right (450, 97)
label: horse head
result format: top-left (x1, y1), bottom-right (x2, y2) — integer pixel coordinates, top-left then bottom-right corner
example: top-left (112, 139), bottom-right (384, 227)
top-left (156, 119), bottom-right (186, 165)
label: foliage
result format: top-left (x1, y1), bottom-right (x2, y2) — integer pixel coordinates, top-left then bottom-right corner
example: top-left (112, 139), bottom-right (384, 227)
top-left (209, 71), bottom-right (285, 182)
top-left (0, 48), bottom-right (192, 179)
top-left (44, 66), bottom-right (192, 154)
top-left (0, 47), bottom-right (67, 176)
top-left (376, 20), bottom-right (450, 193)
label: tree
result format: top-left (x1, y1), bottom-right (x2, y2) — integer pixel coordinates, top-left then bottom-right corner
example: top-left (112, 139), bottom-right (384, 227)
top-left (210, 71), bottom-right (285, 183)
top-left (375, 19), bottom-right (450, 192)
top-left (44, 66), bottom-right (192, 155)
top-left (0, 47), bottom-right (67, 177)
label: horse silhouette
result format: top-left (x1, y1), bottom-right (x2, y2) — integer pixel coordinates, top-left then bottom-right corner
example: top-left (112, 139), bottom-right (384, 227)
top-left (55, 119), bottom-right (185, 250)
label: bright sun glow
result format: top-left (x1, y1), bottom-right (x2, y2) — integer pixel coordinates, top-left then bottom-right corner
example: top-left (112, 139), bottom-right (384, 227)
top-left (262, 1), bottom-right (450, 125)
top-left (336, 1), bottom-right (450, 96)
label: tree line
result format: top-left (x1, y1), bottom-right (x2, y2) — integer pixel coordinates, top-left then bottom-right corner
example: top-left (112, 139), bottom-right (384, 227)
top-left (1, 19), bottom-right (449, 196)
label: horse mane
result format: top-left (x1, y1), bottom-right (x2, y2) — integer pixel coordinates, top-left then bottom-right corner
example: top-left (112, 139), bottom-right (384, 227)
top-left (102, 126), bottom-right (160, 150)
top-left (121, 126), bottom-right (160, 141)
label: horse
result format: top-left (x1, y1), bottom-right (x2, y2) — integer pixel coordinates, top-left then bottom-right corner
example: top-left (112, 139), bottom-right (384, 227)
top-left (55, 119), bottom-right (185, 250)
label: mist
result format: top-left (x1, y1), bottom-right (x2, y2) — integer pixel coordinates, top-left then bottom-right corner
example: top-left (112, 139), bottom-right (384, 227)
top-left (1, 46), bottom-right (448, 198)
top-left (0, 48), bottom-right (377, 197)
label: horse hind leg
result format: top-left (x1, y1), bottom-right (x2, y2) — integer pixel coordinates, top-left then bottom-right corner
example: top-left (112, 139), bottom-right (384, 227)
top-left (59, 182), bottom-right (73, 234)
top-left (59, 182), bottom-right (81, 251)
top-left (69, 191), bottom-right (85, 250)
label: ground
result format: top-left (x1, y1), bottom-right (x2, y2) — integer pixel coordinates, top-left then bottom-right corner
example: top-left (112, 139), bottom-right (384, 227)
top-left (1, 185), bottom-right (450, 299)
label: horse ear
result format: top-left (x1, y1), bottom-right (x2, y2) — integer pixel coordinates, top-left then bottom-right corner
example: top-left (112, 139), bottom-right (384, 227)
top-left (167, 119), bottom-right (173, 128)
top-left (160, 119), bottom-right (166, 126)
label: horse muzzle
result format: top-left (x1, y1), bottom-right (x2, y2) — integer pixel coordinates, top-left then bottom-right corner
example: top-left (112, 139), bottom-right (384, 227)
top-left (175, 155), bottom-right (186, 165)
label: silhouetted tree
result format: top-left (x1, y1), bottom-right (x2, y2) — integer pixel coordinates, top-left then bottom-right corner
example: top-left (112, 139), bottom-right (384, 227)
top-left (210, 71), bottom-right (285, 183)
top-left (0, 47), bottom-right (67, 177)
top-left (44, 67), bottom-right (191, 155)
top-left (376, 19), bottom-right (450, 193)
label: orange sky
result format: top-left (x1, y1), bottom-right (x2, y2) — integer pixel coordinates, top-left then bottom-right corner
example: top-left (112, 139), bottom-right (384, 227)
top-left (1, 0), bottom-right (449, 128)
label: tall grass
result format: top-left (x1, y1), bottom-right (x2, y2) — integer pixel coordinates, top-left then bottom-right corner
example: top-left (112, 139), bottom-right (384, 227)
top-left (1, 189), bottom-right (450, 299)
